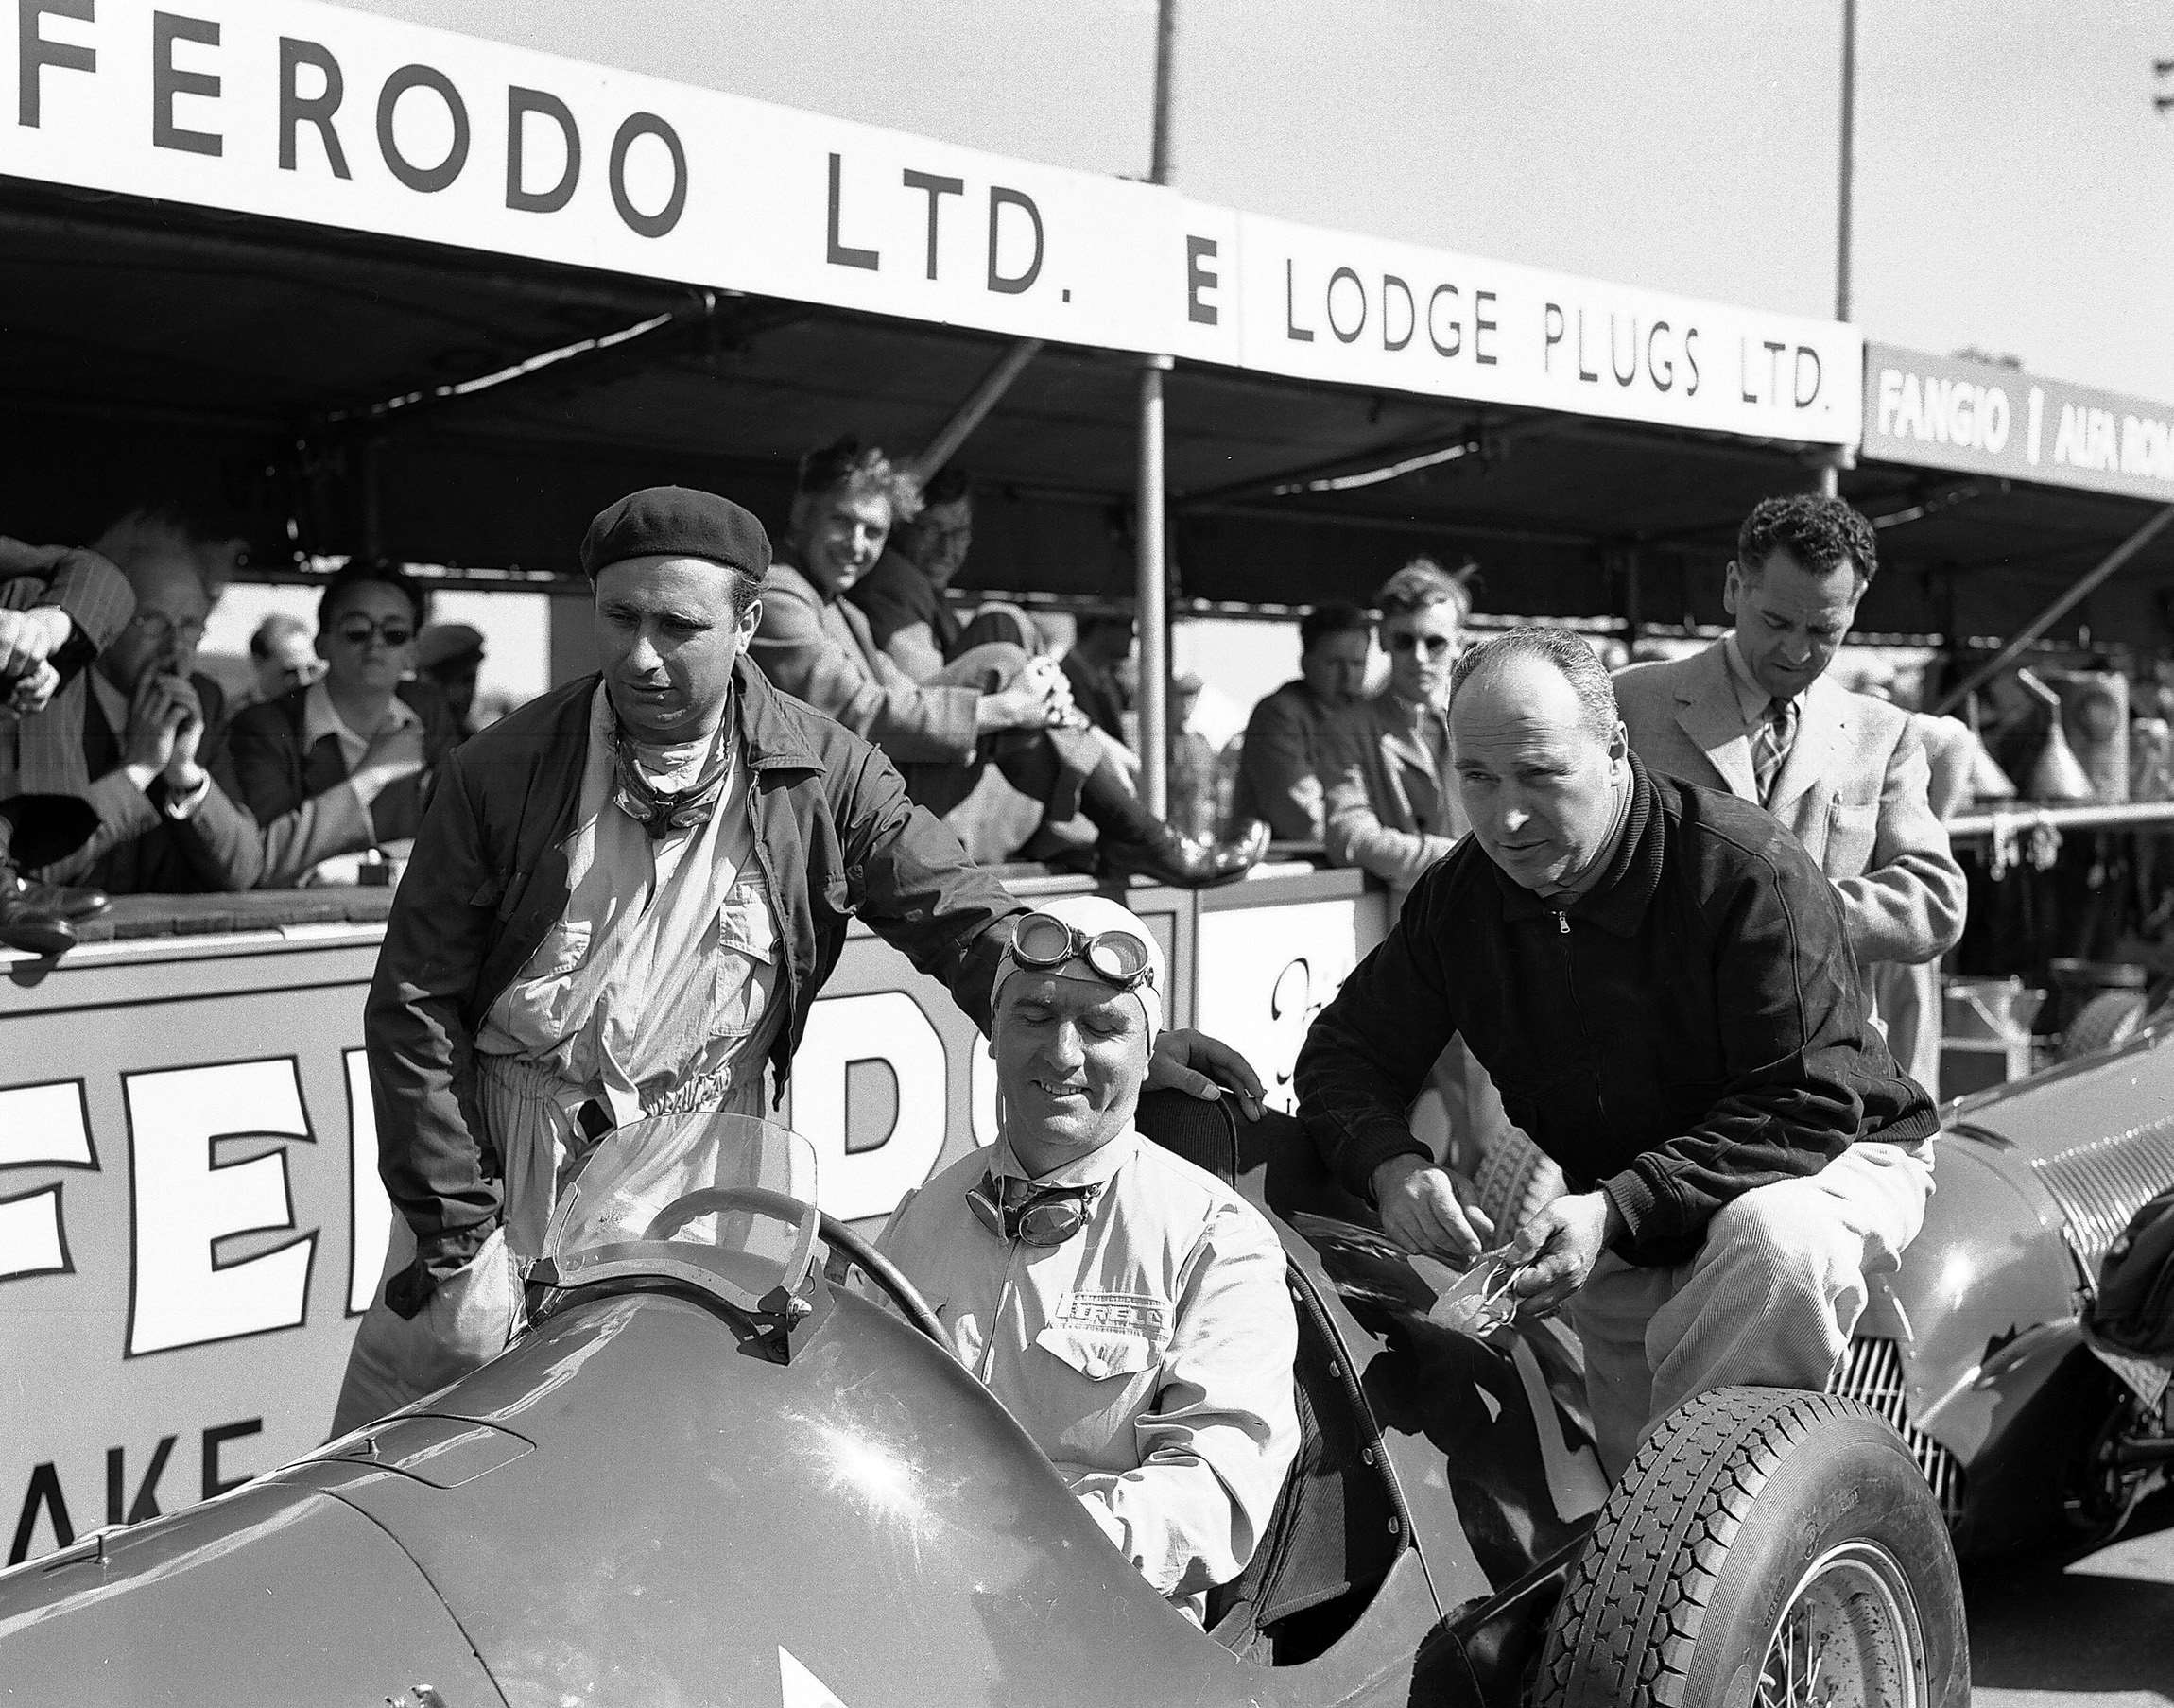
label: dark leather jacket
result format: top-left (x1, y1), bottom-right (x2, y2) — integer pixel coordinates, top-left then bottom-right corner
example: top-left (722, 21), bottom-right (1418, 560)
top-left (367, 659), bottom-right (1025, 1268)
top-left (1297, 755), bottom-right (1938, 1267)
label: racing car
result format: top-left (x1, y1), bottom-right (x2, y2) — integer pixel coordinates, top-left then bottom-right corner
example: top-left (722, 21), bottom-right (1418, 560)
top-left (0, 1102), bottom-right (1966, 1708)
top-left (1828, 1013), bottom-right (2174, 1561)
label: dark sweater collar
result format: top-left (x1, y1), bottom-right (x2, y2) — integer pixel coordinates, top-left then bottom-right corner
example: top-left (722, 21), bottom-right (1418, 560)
top-left (1492, 752), bottom-right (1665, 937)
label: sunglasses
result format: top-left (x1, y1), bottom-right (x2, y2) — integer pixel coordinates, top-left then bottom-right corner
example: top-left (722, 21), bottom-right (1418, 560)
top-left (335, 617), bottom-right (416, 647)
top-left (966, 1171), bottom-right (1099, 1248)
top-left (1009, 910), bottom-right (1156, 992)
top-left (1389, 632), bottom-right (1458, 659)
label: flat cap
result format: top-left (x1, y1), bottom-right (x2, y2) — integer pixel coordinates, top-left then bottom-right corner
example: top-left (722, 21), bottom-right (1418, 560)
top-left (579, 486), bottom-right (771, 582)
top-left (414, 622), bottom-right (485, 672)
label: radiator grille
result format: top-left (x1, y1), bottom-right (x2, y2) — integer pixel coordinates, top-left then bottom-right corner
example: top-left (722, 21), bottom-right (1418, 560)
top-left (2032, 1119), bottom-right (2174, 1275)
top-left (1829, 1336), bottom-right (1966, 1523)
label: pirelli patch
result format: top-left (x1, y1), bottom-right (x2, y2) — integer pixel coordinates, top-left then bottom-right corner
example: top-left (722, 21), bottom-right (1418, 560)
top-left (1054, 1291), bottom-right (1168, 1338)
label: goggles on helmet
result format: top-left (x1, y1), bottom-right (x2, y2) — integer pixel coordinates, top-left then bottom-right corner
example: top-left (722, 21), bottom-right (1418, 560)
top-left (1007, 910), bottom-right (1157, 992)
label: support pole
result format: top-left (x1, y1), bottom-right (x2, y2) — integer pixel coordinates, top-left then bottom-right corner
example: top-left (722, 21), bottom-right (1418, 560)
top-left (1136, 355), bottom-right (1174, 818)
top-left (1150, 0), bottom-right (1177, 186)
top-left (1836, 0), bottom-right (1857, 324)
top-left (1931, 505), bottom-right (2174, 716)
top-left (906, 338), bottom-right (1043, 485)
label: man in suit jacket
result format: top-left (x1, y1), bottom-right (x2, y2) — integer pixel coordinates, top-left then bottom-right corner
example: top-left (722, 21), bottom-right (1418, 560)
top-left (1613, 495), bottom-right (1964, 980)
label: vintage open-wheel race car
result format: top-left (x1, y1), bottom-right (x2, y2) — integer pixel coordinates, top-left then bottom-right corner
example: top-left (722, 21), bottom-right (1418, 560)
top-left (1822, 1014), bottom-right (2174, 1563)
top-left (0, 1100), bottom-right (1968, 1708)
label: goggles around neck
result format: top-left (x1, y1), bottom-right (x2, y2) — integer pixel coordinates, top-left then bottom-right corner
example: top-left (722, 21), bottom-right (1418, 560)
top-left (1007, 909), bottom-right (1157, 992)
top-left (967, 1171), bottom-right (1099, 1248)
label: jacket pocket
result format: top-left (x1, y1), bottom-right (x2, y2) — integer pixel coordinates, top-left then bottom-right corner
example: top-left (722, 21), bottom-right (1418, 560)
top-left (710, 874), bottom-right (781, 1042)
top-left (1034, 1324), bottom-right (1159, 1382)
top-left (1827, 790), bottom-right (1880, 875)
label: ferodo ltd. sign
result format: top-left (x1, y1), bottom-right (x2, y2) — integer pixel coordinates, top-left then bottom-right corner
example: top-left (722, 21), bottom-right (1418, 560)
top-left (3, 4), bottom-right (1866, 444)
top-left (1863, 342), bottom-right (2174, 505)
top-left (1170, 205), bottom-right (1863, 446)
top-left (2, 0), bottom-right (1176, 351)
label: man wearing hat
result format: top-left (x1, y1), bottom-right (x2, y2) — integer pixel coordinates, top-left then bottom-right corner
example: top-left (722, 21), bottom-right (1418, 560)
top-left (338, 487), bottom-right (1265, 1432)
top-left (414, 621), bottom-right (487, 737)
top-left (880, 893), bottom-right (1299, 1623)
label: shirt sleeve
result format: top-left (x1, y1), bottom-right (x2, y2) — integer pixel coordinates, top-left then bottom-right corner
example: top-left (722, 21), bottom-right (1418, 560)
top-left (1067, 1200), bottom-right (1299, 1601)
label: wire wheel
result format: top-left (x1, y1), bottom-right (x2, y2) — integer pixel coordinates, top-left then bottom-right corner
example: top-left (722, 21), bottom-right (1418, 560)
top-left (1755, 1539), bottom-right (1926, 1707)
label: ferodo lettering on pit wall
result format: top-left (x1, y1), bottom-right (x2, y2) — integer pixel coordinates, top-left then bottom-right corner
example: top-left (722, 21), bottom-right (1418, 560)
top-left (0, 927), bottom-right (996, 1568)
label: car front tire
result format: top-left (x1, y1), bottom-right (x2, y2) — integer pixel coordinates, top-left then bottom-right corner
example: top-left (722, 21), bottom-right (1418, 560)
top-left (1532, 1387), bottom-right (1968, 1708)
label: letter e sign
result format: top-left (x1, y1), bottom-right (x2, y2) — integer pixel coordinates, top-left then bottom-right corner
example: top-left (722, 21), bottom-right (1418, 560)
top-left (125, 1060), bottom-right (317, 1356)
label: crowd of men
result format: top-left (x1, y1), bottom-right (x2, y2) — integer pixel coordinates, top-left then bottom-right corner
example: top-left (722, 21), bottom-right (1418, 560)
top-left (0, 512), bottom-right (496, 950)
top-left (2, 469), bottom-right (1966, 1621)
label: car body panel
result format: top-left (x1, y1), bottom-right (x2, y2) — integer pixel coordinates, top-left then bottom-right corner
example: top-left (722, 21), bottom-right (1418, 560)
top-left (285, 1282), bottom-right (1470, 1708)
top-left (0, 1483), bottom-right (504, 1708)
top-left (1854, 1020), bottom-right (2174, 1556)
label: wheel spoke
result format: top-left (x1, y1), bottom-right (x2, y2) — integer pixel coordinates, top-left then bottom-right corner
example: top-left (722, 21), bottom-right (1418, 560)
top-left (1756, 1541), bottom-right (1925, 1708)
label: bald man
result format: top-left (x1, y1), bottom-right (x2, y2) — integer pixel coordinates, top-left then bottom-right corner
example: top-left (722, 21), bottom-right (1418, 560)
top-left (1299, 627), bottom-right (1938, 1477)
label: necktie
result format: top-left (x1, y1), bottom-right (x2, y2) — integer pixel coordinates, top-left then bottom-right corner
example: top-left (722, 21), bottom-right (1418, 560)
top-left (1753, 696), bottom-right (1798, 805)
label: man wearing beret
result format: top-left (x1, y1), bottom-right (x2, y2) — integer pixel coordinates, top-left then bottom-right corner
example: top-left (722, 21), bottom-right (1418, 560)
top-left (336, 486), bottom-right (1266, 1431)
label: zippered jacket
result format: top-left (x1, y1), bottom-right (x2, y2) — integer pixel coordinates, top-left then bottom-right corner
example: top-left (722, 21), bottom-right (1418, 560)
top-left (1297, 753), bottom-right (1939, 1267)
top-left (367, 658), bottom-right (1025, 1269)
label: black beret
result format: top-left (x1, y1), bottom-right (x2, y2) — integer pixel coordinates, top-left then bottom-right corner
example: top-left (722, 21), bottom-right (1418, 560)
top-left (579, 486), bottom-right (771, 583)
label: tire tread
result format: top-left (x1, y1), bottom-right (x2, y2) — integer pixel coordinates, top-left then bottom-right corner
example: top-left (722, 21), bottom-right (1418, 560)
top-left (1535, 1389), bottom-right (1865, 1707)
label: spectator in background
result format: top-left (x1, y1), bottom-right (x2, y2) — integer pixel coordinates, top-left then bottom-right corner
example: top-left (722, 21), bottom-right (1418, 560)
top-left (1613, 494), bottom-right (1965, 1009)
top-left (242, 613), bottom-right (322, 710)
top-left (34, 521), bottom-right (381, 897)
top-left (1230, 600), bottom-right (1372, 843)
top-left (754, 439), bottom-right (1260, 886)
top-left (1320, 561), bottom-right (1473, 892)
top-left (0, 536), bottom-right (134, 952)
top-left (1062, 611), bottom-right (1135, 743)
top-left (415, 622), bottom-right (487, 738)
top-left (223, 561), bottom-right (459, 885)
top-left (846, 466), bottom-right (1038, 681)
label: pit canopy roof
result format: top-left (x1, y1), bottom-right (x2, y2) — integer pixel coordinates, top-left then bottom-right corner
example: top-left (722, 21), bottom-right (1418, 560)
top-left (2, 0), bottom-right (2165, 642)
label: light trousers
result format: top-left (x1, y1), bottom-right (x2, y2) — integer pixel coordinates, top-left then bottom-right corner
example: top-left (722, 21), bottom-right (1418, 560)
top-left (1565, 1135), bottom-right (1936, 1481)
